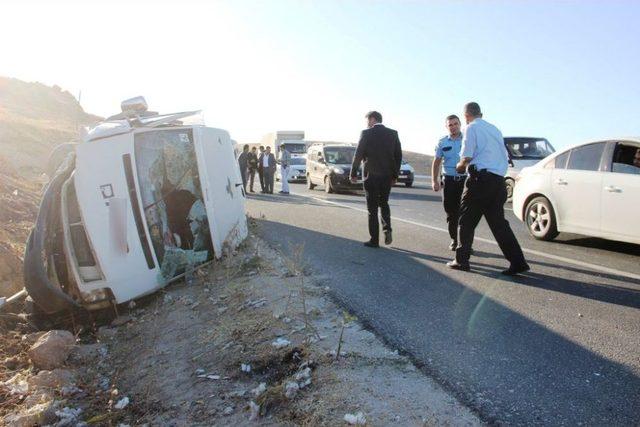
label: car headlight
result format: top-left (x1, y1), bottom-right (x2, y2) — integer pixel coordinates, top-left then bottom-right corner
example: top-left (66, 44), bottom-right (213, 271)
top-left (332, 167), bottom-right (345, 174)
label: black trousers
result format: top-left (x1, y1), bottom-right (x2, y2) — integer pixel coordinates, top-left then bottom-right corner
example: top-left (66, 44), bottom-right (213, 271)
top-left (249, 168), bottom-right (256, 191)
top-left (455, 171), bottom-right (526, 266)
top-left (442, 176), bottom-right (465, 242)
top-left (364, 174), bottom-right (392, 244)
top-left (240, 168), bottom-right (248, 193)
top-left (258, 168), bottom-right (265, 191)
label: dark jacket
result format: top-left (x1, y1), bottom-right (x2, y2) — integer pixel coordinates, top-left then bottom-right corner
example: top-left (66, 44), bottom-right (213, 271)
top-left (258, 152), bottom-right (277, 173)
top-left (238, 151), bottom-right (249, 172)
top-left (247, 152), bottom-right (258, 171)
top-left (350, 124), bottom-right (402, 179)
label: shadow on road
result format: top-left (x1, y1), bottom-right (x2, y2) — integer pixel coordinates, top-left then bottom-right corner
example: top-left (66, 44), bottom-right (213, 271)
top-left (253, 215), bottom-right (640, 425)
top-left (395, 248), bottom-right (640, 309)
top-left (553, 234), bottom-right (640, 256)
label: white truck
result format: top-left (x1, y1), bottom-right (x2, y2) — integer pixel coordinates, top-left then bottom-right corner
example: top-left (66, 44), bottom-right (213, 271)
top-left (260, 131), bottom-right (308, 158)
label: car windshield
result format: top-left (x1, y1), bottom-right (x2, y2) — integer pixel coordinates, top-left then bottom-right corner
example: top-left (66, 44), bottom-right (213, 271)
top-left (324, 147), bottom-right (355, 164)
top-left (289, 157), bottom-right (306, 165)
top-left (504, 138), bottom-right (555, 159)
top-left (283, 143), bottom-right (307, 154)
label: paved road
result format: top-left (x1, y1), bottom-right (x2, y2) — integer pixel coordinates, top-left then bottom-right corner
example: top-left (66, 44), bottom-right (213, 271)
top-left (245, 179), bottom-right (640, 426)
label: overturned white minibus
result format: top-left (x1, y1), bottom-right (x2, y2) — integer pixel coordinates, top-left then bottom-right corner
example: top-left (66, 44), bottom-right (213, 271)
top-left (24, 97), bottom-right (247, 314)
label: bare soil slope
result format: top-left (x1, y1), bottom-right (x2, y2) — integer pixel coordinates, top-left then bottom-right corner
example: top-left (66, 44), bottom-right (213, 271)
top-left (0, 77), bottom-right (101, 296)
top-left (0, 76), bottom-right (100, 178)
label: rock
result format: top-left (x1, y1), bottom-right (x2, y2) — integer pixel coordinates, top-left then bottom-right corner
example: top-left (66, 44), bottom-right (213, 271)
top-left (28, 369), bottom-right (76, 389)
top-left (70, 343), bottom-right (107, 364)
top-left (3, 372), bottom-right (29, 395)
top-left (54, 406), bottom-right (82, 426)
top-left (252, 382), bottom-right (267, 397)
top-left (22, 331), bottom-right (46, 346)
top-left (284, 381), bottom-right (299, 399)
top-left (222, 406), bottom-right (234, 416)
top-left (96, 326), bottom-right (117, 341)
top-left (28, 330), bottom-right (75, 370)
top-left (271, 337), bottom-right (291, 348)
top-left (111, 315), bottom-right (133, 327)
top-left (249, 401), bottom-right (260, 421)
top-left (3, 401), bottom-right (57, 427)
top-left (23, 390), bottom-right (54, 408)
top-left (114, 396), bottom-right (130, 409)
top-left (344, 411), bottom-right (367, 425)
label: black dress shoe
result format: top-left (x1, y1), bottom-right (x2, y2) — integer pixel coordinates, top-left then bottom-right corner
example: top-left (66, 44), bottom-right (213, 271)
top-left (364, 241), bottom-right (380, 248)
top-left (449, 240), bottom-right (457, 251)
top-left (446, 260), bottom-right (470, 271)
top-left (501, 263), bottom-right (530, 276)
top-left (384, 231), bottom-right (393, 245)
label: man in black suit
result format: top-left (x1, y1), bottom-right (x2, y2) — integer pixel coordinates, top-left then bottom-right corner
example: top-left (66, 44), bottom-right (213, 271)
top-left (350, 111), bottom-right (402, 248)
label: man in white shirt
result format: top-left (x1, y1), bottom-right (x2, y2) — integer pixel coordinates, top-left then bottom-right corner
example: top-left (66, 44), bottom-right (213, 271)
top-left (278, 147), bottom-right (291, 195)
top-left (447, 102), bottom-right (529, 276)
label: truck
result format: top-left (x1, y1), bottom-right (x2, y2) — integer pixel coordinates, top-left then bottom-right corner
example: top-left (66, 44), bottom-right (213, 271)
top-left (259, 131), bottom-right (309, 158)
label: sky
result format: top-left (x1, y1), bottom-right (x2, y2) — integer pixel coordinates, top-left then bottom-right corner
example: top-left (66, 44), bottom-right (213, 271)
top-left (1, 0), bottom-right (639, 154)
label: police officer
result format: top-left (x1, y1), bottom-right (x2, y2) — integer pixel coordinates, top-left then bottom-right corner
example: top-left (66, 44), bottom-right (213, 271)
top-left (432, 114), bottom-right (468, 251)
top-left (447, 102), bottom-right (529, 275)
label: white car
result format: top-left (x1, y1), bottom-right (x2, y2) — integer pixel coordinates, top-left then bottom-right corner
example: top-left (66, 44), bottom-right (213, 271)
top-left (513, 138), bottom-right (640, 245)
top-left (504, 137), bottom-right (556, 199)
top-left (276, 156), bottom-right (307, 182)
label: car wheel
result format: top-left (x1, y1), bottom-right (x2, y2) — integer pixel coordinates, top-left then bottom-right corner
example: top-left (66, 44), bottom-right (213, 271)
top-left (324, 176), bottom-right (334, 193)
top-left (405, 181), bottom-right (413, 188)
top-left (307, 174), bottom-right (316, 190)
top-left (525, 196), bottom-right (559, 241)
top-left (505, 178), bottom-right (515, 200)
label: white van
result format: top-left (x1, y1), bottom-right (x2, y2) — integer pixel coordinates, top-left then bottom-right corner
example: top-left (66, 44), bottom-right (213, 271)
top-left (24, 97), bottom-right (248, 314)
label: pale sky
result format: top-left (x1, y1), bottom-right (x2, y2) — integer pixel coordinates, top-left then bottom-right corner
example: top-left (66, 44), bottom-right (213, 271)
top-left (2, 0), bottom-right (639, 154)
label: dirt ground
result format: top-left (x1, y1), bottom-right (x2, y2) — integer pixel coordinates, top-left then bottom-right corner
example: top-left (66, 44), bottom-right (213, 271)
top-left (0, 155), bottom-right (43, 298)
top-left (63, 231), bottom-right (481, 426)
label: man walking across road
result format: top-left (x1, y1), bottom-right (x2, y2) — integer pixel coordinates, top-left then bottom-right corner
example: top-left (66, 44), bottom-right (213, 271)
top-left (350, 111), bottom-right (402, 248)
top-left (247, 146), bottom-right (259, 192)
top-left (278, 146), bottom-right (291, 195)
top-left (257, 145), bottom-right (266, 193)
top-left (447, 102), bottom-right (529, 275)
top-left (237, 144), bottom-right (249, 193)
top-left (432, 115), bottom-right (469, 251)
top-left (259, 145), bottom-right (277, 194)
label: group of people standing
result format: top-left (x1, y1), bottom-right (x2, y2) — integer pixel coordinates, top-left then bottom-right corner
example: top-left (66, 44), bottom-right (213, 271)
top-left (237, 144), bottom-right (292, 195)
top-left (351, 103), bottom-right (530, 276)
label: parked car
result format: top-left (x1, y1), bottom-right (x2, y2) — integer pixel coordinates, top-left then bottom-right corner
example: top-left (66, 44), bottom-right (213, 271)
top-left (276, 156), bottom-right (307, 182)
top-left (397, 160), bottom-right (415, 187)
top-left (306, 143), bottom-right (363, 193)
top-left (504, 137), bottom-right (556, 199)
top-left (24, 97), bottom-right (248, 316)
top-left (513, 138), bottom-right (640, 245)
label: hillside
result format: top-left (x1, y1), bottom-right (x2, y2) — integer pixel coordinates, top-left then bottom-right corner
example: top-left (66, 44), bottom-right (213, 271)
top-left (0, 77), bottom-right (101, 297)
top-left (0, 77), bottom-right (101, 178)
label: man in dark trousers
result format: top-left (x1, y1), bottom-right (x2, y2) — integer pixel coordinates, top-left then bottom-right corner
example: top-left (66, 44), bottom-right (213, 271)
top-left (247, 146), bottom-right (258, 192)
top-left (447, 102), bottom-right (529, 275)
top-left (432, 114), bottom-right (468, 251)
top-left (237, 144), bottom-right (249, 193)
top-left (259, 145), bottom-right (277, 194)
top-left (350, 111), bottom-right (402, 248)
top-left (257, 145), bottom-right (266, 193)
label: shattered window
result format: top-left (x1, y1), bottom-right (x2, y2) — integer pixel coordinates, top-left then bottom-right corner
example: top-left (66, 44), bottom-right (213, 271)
top-left (134, 129), bottom-right (213, 282)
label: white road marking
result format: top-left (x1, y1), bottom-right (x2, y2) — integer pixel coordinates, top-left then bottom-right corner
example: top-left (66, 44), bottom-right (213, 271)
top-left (301, 194), bottom-right (640, 282)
